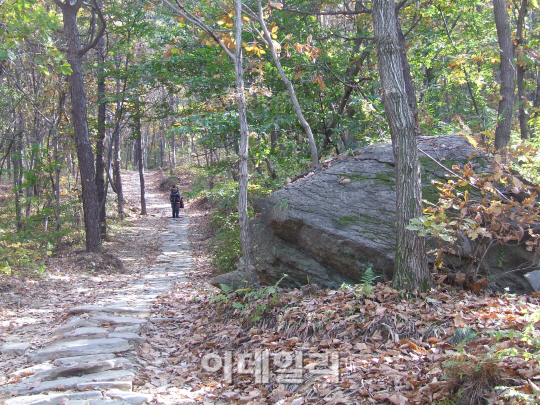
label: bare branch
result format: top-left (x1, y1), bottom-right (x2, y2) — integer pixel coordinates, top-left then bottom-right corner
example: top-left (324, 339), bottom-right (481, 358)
top-left (79, 0), bottom-right (106, 56)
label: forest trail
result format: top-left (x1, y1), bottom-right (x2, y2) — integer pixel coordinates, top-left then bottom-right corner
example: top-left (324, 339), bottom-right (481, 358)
top-left (0, 170), bottom-right (193, 405)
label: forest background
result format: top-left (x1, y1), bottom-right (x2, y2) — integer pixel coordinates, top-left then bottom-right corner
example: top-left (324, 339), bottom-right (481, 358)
top-left (2, 0), bottom-right (540, 290)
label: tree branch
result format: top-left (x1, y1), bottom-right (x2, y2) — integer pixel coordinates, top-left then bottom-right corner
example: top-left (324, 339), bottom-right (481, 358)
top-left (157, 0), bottom-right (236, 60)
top-left (279, 7), bottom-right (371, 15)
top-left (79, 0), bottom-right (106, 56)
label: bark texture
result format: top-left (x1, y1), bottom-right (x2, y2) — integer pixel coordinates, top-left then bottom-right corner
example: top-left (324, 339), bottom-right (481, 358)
top-left (493, 0), bottom-right (515, 151)
top-left (372, 0), bottom-right (431, 291)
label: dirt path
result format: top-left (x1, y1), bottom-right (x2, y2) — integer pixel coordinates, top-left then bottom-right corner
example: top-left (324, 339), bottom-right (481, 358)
top-left (0, 169), bottom-right (199, 404)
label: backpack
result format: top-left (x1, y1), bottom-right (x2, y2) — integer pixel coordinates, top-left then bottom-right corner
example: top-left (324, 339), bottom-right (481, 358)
top-left (170, 188), bottom-right (180, 203)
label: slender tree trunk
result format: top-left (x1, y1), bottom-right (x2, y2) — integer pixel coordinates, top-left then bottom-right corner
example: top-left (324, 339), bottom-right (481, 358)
top-left (135, 101), bottom-right (147, 215)
top-left (55, 0), bottom-right (102, 251)
top-left (493, 0), bottom-right (515, 152)
top-left (14, 130), bottom-right (23, 232)
top-left (235, 0), bottom-right (257, 284)
top-left (255, 0), bottom-right (318, 166)
top-left (95, 18), bottom-right (107, 238)
top-left (516, 0), bottom-right (529, 140)
top-left (372, 0), bottom-right (431, 291)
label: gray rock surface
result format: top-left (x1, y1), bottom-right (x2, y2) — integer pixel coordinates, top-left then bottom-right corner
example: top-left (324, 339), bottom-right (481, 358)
top-left (525, 270), bottom-right (540, 292)
top-left (250, 135), bottom-right (537, 291)
top-left (29, 338), bottom-right (131, 363)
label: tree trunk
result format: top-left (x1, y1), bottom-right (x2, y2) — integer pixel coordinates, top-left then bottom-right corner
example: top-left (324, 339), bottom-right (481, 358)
top-left (235, 0), bottom-right (258, 285)
top-left (372, 0), bottom-right (431, 291)
top-left (14, 130), bottom-right (23, 232)
top-left (55, 0), bottom-right (101, 251)
top-left (135, 101), bottom-right (147, 215)
top-left (516, 0), bottom-right (529, 140)
top-left (396, 9), bottom-right (419, 130)
top-left (256, 0), bottom-right (318, 166)
top-left (493, 0), bottom-right (515, 152)
top-left (95, 15), bottom-right (107, 238)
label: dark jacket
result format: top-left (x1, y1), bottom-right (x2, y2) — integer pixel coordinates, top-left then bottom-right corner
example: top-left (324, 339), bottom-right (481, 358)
top-left (170, 188), bottom-right (181, 203)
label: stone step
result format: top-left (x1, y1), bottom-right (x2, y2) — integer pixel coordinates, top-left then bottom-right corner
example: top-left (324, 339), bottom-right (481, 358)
top-left (76, 380), bottom-right (132, 391)
top-left (3, 390), bottom-right (102, 405)
top-left (107, 332), bottom-right (146, 344)
top-left (106, 389), bottom-right (150, 405)
top-left (4, 369), bottom-right (135, 395)
top-left (68, 306), bottom-right (151, 318)
top-left (89, 314), bottom-right (148, 326)
top-left (29, 338), bottom-right (131, 363)
top-left (27, 358), bottom-right (133, 382)
top-left (53, 353), bottom-right (116, 367)
top-left (63, 327), bottom-right (109, 340)
top-left (52, 317), bottom-right (101, 338)
top-left (113, 325), bottom-right (141, 334)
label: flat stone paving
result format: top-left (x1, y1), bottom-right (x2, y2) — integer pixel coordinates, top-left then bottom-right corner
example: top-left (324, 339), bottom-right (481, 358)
top-left (1, 173), bottom-right (192, 405)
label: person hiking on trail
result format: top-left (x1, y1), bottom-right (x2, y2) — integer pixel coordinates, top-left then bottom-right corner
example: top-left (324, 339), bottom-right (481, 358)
top-left (169, 185), bottom-right (182, 219)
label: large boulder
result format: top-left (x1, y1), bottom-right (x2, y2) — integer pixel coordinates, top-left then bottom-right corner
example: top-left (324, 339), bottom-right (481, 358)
top-left (250, 134), bottom-right (536, 291)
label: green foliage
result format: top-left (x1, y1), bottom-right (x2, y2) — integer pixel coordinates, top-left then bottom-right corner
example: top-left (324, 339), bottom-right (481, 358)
top-left (210, 211), bottom-right (241, 274)
top-left (341, 267), bottom-right (378, 298)
top-left (0, 241), bottom-right (48, 276)
top-left (211, 276), bottom-right (286, 324)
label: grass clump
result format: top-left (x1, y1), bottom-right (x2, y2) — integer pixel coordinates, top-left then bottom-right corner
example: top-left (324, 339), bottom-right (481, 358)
top-left (444, 354), bottom-right (503, 405)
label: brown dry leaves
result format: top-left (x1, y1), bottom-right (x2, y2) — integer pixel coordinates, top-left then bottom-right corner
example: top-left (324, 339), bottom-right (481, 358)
top-left (143, 269), bottom-right (540, 405)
